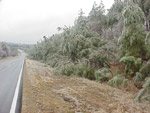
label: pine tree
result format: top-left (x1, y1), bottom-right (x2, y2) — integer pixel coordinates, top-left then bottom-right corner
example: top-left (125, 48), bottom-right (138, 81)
top-left (88, 1), bottom-right (106, 34)
top-left (118, 0), bottom-right (148, 76)
top-left (133, 0), bottom-right (150, 31)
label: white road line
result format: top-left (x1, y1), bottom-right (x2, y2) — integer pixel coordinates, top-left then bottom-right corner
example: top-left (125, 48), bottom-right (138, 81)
top-left (9, 61), bottom-right (24, 113)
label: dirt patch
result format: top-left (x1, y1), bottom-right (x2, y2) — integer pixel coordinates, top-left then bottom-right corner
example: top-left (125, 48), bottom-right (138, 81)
top-left (21, 59), bottom-right (150, 113)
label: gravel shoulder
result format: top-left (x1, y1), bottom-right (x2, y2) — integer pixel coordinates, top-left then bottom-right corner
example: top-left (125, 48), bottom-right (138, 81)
top-left (21, 59), bottom-right (150, 113)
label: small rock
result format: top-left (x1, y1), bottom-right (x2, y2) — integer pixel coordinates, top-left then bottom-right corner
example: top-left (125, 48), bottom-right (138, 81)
top-left (63, 97), bottom-right (72, 102)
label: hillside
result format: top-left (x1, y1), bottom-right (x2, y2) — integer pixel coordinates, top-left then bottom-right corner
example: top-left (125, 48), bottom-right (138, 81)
top-left (22, 59), bottom-right (150, 113)
top-left (27, 0), bottom-right (150, 103)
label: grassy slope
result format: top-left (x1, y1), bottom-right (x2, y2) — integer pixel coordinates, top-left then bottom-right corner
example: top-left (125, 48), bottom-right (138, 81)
top-left (22, 59), bottom-right (150, 113)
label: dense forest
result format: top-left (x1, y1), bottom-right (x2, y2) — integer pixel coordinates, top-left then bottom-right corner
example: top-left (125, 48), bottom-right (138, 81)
top-left (28, 0), bottom-right (150, 102)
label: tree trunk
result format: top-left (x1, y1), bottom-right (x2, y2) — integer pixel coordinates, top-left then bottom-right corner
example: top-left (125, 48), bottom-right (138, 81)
top-left (145, 20), bottom-right (150, 31)
top-left (148, 20), bottom-right (150, 31)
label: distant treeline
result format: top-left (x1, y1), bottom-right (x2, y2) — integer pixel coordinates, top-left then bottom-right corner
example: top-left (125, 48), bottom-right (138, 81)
top-left (0, 42), bottom-right (18, 59)
top-left (0, 42), bottom-right (34, 59)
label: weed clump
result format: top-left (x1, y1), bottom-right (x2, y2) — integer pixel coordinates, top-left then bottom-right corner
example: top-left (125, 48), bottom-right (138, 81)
top-left (108, 75), bottom-right (128, 87)
top-left (54, 63), bottom-right (75, 76)
top-left (95, 68), bottom-right (111, 82)
top-left (76, 61), bottom-right (95, 80)
top-left (136, 77), bottom-right (150, 102)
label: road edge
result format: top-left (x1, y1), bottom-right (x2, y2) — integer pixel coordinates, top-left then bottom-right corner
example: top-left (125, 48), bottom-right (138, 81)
top-left (9, 60), bottom-right (24, 113)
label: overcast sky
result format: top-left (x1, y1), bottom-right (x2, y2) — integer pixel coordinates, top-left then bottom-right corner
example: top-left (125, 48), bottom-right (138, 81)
top-left (0, 0), bottom-right (114, 44)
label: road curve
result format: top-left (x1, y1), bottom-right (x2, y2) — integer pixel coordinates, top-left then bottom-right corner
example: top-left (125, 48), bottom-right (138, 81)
top-left (0, 54), bottom-right (24, 113)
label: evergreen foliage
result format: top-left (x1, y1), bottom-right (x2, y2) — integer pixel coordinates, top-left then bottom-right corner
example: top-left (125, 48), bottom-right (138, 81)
top-left (88, 1), bottom-right (106, 34)
top-left (136, 77), bottom-right (150, 102)
top-left (118, 1), bottom-right (150, 101)
top-left (95, 68), bottom-right (111, 82)
top-left (108, 75), bottom-right (128, 87)
top-left (134, 0), bottom-right (150, 31)
top-left (118, 1), bottom-right (147, 59)
top-left (120, 56), bottom-right (142, 76)
top-left (133, 72), bottom-right (144, 83)
top-left (54, 63), bottom-right (75, 76)
top-left (27, 0), bottom-right (150, 103)
top-left (139, 60), bottom-right (150, 78)
top-left (118, 1), bottom-right (150, 77)
top-left (75, 61), bottom-right (95, 80)
top-left (28, 7), bottom-right (112, 80)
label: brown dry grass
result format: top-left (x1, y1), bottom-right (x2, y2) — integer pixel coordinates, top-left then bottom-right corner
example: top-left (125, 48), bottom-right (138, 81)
top-left (21, 59), bottom-right (150, 113)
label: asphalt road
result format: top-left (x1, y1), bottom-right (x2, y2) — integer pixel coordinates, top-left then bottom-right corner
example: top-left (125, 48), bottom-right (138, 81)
top-left (0, 54), bottom-right (24, 113)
